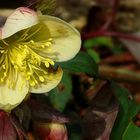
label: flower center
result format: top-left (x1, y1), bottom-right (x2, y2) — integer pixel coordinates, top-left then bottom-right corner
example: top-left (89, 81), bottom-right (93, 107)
top-left (0, 36), bottom-right (56, 88)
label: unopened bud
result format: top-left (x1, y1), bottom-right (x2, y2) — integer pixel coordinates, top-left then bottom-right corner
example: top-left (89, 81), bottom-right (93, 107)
top-left (33, 122), bottom-right (68, 140)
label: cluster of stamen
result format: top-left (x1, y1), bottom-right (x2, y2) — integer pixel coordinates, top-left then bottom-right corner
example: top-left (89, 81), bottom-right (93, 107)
top-left (0, 37), bottom-right (56, 88)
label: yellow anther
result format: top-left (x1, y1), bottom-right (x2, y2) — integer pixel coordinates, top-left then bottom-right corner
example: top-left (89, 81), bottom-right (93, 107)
top-left (48, 38), bottom-right (53, 41)
top-left (24, 45), bottom-right (28, 48)
top-left (35, 80), bottom-right (38, 84)
top-left (45, 62), bottom-right (50, 68)
top-left (4, 72), bottom-right (7, 77)
top-left (39, 76), bottom-right (45, 82)
top-left (50, 61), bottom-right (55, 66)
top-left (41, 45), bottom-right (45, 48)
top-left (18, 45), bottom-right (22, 48)
top-left (30, 40), bottom-right (34, 44)
top-left (24, 49), bottom-right (29, 54)
top-left (30, 81), bottom-right (36, 86)
top-left (11, 60), bottom-right (14, 64)
top-left (43, 71), bottom-right (48, 75)
top-left (27, 72), bottom-right (32, 76)
top-left (4, 50), bottom-right (8, 54)
top-left (26, 76), bottom-right (30, 80)
top-left (47, 59), bottom-right (55, 65)
top-left (2, 65), bottom-right (6, 69)
top-left (1, 78), bottom-right (4, 82)
top-left (0, 50), bottom-right (5, 53)
top-left (45, 42), bottom-right (52, 47)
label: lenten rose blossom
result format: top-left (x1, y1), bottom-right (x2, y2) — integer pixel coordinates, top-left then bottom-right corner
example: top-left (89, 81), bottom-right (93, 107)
top-left (0, 7), bottom-right (81, 111)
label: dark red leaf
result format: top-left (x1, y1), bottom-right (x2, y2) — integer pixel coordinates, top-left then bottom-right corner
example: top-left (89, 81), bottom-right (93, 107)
top-left (10, 115), bottom-right (28, 140)
top-left (12, 103), bottom-right (31, 131)
top-left (0, 110), bottom-right (17, 140)
top-left (83, 84), bottom-right (119, 140)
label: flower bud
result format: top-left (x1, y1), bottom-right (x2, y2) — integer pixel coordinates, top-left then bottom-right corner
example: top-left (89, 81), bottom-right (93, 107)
top-left (33, 122), bottom-right (68, 140)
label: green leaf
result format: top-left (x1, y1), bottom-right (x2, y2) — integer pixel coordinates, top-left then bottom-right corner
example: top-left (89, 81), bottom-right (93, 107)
top-left (110, 82), bottom-right (140, 140)
top-left (48, 72), bottom-right (72, 112)
top-left (69, 134), bottom-right (81, 140)
top-left (58, 52), bottom-right (98, 76)
top-left (122, 122), bottom-right (140, 140)
top-left (83, 37), bottom-right (113, 49)
top-left (87, 49), bottom-right (100, 63)
top-left (83, 37), bottom-right (123, 55)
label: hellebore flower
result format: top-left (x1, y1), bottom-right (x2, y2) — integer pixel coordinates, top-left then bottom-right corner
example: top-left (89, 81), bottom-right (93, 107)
top-left (0, 7), bottom-right (81, 111)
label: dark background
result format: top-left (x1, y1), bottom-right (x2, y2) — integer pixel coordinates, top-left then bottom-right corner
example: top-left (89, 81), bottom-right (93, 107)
top-left (0, 0), bottom-right (25, 8)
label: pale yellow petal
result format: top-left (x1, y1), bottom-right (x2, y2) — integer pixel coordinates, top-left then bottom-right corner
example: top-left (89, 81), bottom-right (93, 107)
top-left (39, 15), bottom-right (81, 62)
top-left (0, 7), bottom-right (38, 39)
top-left (0, 74), bottom-right (29, 112)
top-left (29, 67), bottom-right (63, 93)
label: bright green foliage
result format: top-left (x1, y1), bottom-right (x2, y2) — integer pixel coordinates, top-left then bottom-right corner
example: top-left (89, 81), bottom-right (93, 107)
top-left (83, 37), bottom-right (113, 49)
top-left (83, 37), bottom-right (123, 55)
top-left (58, 52), bottom-right (98, 76)
top-left (87, 49), bottom-right (100, 63)
top-left (122, 122), bottom-right (140, 140)
top-left (111, 83), bottom-right (140, 140)
top-left (48, 72), bottom-right (72, 112)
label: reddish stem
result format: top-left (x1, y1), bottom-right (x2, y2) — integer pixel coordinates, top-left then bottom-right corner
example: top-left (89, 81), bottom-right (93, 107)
top-left (101, 0), bottom-right (119, 30)
top-left (82, 30), bottom-right (140, 42)
top-left (82, 0), bottom-right (140, 43)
